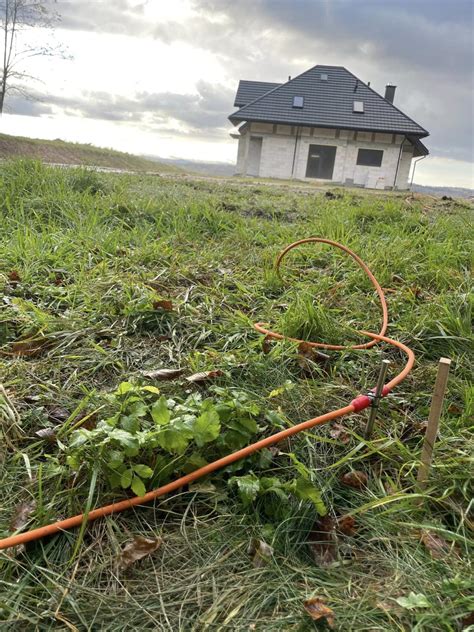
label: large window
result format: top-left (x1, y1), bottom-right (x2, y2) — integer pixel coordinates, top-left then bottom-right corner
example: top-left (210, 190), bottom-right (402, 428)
top-left (357, 148), bottom-right (383, 167)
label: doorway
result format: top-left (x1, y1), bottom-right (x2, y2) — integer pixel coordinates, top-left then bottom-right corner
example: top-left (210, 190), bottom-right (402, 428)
top-left (247, 136), bottom-right (262, 176)
top-left (305, 144), bottom-right (337, 179)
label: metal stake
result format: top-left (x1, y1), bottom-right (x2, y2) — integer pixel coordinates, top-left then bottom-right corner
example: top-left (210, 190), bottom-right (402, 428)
top-left (365, 359), bottom-right (390, 439)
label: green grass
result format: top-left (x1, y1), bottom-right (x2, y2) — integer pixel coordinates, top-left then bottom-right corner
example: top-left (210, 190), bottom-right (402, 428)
top-left (0, 159), bottom-right (472, 631)
top-left (0, 134), bottom-right (182, 173)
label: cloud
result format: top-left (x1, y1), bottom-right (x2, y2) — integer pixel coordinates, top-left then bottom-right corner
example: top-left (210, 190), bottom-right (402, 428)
top-left (150, 0), bottom-right (474, 163)
top-left (8, 81), bottom-right (234, 139)
top-left (14, 1), bottom-right (474, 166)
top-left (56, 1), bottom-right (149, 36)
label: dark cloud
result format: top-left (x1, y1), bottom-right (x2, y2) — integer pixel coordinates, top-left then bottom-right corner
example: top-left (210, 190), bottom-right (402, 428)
top-left (10, 81), bottom-right (234, 140)
top-left (26, 1), bottom-right (474, 163)
top-left (56, 0), bottom-right (148, 36)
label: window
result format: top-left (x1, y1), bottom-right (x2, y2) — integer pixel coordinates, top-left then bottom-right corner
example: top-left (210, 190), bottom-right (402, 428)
top-left (353, 101), bottom-right (364, 113)
top-left (293, 96), bottom-right (304, 108)
top-left (320, 73), bottom-right (328, 81)
top-left (357, 148), bottom-right (384, 167)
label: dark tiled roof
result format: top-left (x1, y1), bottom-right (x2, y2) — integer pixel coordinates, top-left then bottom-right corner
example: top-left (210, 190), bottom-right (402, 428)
top-left (234, 80), bottom-right (282, 107)
top-left (230, 65), bottom-right (428, 137)
top-left (407, 135), bottom-right (429, 156)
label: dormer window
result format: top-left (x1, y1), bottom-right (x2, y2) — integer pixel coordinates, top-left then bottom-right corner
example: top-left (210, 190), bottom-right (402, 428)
top-left (353, 101), bottom-right (364, 113)
top-left (293, 96), bottom-right (304, 108)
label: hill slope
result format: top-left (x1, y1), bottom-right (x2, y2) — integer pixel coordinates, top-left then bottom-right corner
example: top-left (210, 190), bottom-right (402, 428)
top-left (0, 133), bottom-right (182, 173)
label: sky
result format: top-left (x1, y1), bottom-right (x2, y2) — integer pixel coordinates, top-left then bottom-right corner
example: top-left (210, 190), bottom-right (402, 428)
top-left (1, 0), bottom-right (473, 187)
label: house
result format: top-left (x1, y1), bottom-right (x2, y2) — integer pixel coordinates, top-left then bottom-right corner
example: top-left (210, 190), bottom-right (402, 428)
top-left (228, 65), bottom-right (429, 190)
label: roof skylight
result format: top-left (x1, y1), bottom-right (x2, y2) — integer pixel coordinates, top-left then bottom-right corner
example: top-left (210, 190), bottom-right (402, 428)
top-left (293, 96), bottom-right (304, 108)
top-left (353, 101), bottom-right (364, 113)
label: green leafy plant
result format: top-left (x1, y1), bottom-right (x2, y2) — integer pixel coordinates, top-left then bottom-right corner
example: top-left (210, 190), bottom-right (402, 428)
top-left (65, 383), bottom-right (263, 497)
top-left (64, 382), bottom-right (326, 515)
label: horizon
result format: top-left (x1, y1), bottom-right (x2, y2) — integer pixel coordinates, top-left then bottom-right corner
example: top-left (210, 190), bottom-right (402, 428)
top-left (1, 0), bottom-right (473, 188)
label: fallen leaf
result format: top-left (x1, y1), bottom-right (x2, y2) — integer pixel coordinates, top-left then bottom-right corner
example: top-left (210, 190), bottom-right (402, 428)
top-left (247, 538), bottom-right (274, 568)
top-left (448, 403), bottom-right (463, 415)
top-left (35, 427), bottom-right (57, 442)
top-left (9, 500), bottom-right (36, 531)
top-left (298, 342), bottom-right (330, 372)
top-left (262, 335), bottom-right (273, 354)
top-left (307, 515), bottom-right (337, 567)
top-left (8, 270), bottom-right (21, 285)
top-left (461, 612), bottom-right (474, 629)
top-left (329, 423), bottom-right (350, 444)
top-left (376, 601), bottom-right (404, 616)
top-left (10, 335), bottom-right (54, 358)
top-left (153, 299), bottom-right (173, 311)
top-left (420, 530), bottom-right (451, 559)
top-left (337, 515), bottom-right (356, 536)
top-left (186, 370), bottom-right (223, 384)
top-left (303, 597), bottom-right (335, 628)
top-left (74, 409), bottom-right (98, 430)
top-left (46, 405), bottom-right (70, 422)
top-left (341, 471), bottom-right (368, 489)
top-left (119, 535), bottom-right (162, 569)
top-left (142, 368), bottom-right (185, 380)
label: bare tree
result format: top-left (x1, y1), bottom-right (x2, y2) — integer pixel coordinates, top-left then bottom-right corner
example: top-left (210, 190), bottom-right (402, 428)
top-left (0, 0), bottom-right (65, 114)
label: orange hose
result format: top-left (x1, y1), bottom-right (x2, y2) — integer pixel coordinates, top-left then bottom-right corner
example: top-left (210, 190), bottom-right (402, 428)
top-left (255, 237), bottom-right (388, 350)
top-left (0, 239), bottom-right (414, 551)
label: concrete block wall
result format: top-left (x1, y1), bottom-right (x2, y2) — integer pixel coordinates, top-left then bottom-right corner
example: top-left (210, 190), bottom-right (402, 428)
top-left (235, 123), bottom-right (414, 189)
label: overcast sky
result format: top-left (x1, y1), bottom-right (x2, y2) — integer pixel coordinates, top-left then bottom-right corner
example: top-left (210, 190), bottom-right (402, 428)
top-left (2, 0), bottom-right (473, 187)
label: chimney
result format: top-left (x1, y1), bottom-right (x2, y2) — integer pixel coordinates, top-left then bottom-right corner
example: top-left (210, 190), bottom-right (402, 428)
top-left (385, 84), bottom-right (396, 104)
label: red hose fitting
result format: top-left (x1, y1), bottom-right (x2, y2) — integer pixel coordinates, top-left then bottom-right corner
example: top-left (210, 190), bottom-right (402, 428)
top-left (350, 394), bottom-right (372, 412)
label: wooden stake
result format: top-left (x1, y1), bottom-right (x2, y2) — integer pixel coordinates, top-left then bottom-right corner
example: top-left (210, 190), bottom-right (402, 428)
top-left (416, 358), bottom-right (451, 491)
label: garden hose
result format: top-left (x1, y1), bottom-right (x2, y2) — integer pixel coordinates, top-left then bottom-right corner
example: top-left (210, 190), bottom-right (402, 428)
top-left (0, 238), bottom-right (415, 551)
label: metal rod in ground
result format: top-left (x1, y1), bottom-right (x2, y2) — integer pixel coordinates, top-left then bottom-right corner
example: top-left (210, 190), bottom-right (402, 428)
top-left (365, 359), bottom-right (391, 439)
top-left (416, 357), bottom-right (451, 492)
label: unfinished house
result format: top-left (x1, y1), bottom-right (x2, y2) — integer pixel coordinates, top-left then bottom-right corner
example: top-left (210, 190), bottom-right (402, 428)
top-left (229, 65), bottom-right (429, 189)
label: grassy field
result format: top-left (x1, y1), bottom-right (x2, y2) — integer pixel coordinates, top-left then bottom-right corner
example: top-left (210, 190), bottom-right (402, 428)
top-left (0, 159), bottom-right (472, 631)
top-left (0, 134), bottom-right (182, 173)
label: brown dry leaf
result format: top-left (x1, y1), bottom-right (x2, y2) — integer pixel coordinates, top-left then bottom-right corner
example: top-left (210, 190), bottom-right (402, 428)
top-left (420, 530), bottom-right (451, 559)
top-left (10, 500), bottom-right (36, 531)
top-left (341, 471), bottom-right (368, 489)
top-left (461, 612), bottom-right (474, 629)
top-left (74, 410), bottom-right (98, 430)
top-left (448, 403), bottom-right (463, 415)
top-left (153, 299), bottom-right (173, 311)
top-left (308, 515), bottom-right (337, 567)
top-left (247, 538), bottom-right (274, 568)
top-left (119, 535), bottom-right (162, 569)
top-left (46, 405), bottom-right (70, 422)
top-left (303, 597), bottom-right (335, 628)
top-left (8, 270), bottom-right (21, 285)
top-left (329, 423), bottom-right (350, 444)
top-left (142, 368), bottom-right (185, 380)
top-left (186, 370), bottom-right (223, 384)
top-left (376, 601), bottom-right (404, 616)
top-left (10, 335), bottom-right (54, 357)
top-left (262, 335), bottom-right (273, 354)
top-left (337, 515), bottom-right (357, 536)
top-left (35, 427), bottom-right (57, 442)
top-left (297, 342), bottom-right (330, 372)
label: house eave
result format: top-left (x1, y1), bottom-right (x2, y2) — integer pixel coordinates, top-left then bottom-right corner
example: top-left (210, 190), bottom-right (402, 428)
top-left (228, 115), bottom-right (429, 139)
